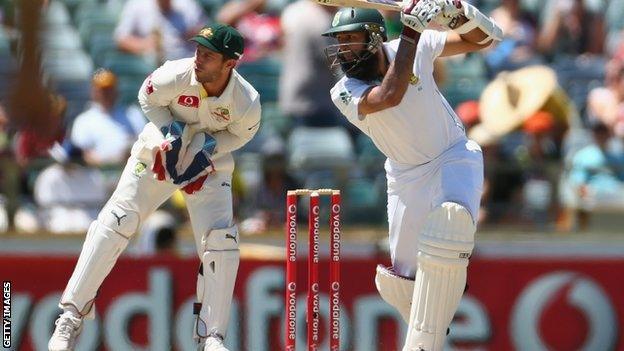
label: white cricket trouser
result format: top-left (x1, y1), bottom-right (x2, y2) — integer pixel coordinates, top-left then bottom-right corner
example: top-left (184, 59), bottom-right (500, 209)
top-left (385, 139), bottom-right (484, 278)
top-left (110, 155), bottom-right (234, 255)
top-left (59, 154), bottom-right (233, 314)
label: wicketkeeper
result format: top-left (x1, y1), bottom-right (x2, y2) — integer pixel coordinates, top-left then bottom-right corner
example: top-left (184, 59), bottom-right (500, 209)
top-left (48, 23), bottom-right (260, 351)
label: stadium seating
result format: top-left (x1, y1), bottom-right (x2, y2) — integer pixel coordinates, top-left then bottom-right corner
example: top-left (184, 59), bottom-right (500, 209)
top-left (287, 126), bottom-right (355, 173)
top-left (236, 58), bottom-right (281, 102)
top-left (552, 55), bottom-right (607, 118)
top-left (441, 54), bottom-right (488, 108)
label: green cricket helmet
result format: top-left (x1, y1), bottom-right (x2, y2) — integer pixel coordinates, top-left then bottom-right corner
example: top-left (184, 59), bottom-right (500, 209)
top-left (322, 8), bottom-right (387, 80)
top-left (322, 7), bottom-right (387, 41)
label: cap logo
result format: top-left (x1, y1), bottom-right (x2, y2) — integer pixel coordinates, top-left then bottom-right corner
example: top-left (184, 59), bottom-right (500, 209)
top-left (199, 28), bottom-right (213, 39)
top-left (332, 13), bottom-right (340, 27)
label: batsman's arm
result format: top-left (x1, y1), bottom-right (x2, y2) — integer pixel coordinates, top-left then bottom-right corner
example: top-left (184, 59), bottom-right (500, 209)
top-left (358, 0), bottom-right (431, 116)
top-left (358, 35), bottom-right (418, 115)
top-left (211, 98), bottom-right (261, 157)
top-left (138, 67), bottom-right (176, 131)
top-left (438, 1), bottom-right (503, 56)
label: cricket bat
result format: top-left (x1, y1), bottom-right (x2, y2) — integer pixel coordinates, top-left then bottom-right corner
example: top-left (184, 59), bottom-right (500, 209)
top-left (316, 0), bottom-right (405, 12)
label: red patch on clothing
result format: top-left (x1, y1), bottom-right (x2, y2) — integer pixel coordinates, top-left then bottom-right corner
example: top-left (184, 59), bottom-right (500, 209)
top-left (145, 75), bottom-right (154, 94)
top-left (178, 95), bottom-right (199, 108)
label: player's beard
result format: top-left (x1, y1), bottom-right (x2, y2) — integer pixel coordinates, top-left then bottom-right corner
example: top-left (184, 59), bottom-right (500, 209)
top-left (343, 51), bottom-right (382, 82)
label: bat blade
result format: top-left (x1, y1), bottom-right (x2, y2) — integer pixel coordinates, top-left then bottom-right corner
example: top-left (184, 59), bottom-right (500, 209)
top-left (316, 0), bottom-right (403, 11)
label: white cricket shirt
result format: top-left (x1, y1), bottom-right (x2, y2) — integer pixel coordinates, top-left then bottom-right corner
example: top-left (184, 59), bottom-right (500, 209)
top-left (133, 57), bottom-right (262, 174)
top-left (330, 30), bottom-right (466, 165)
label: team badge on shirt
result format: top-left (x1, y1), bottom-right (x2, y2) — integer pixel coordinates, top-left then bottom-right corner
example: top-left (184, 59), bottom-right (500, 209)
top-left (409, 74), bottom-right (420, 85)
top-left (339, 91), bottom-right (352, 105)
top-left (212, 107), bottom-right (231, 122)
top-left (178, 95), bottom-right (200, 108)
top-left (133, 162), bottom-right (147, 177)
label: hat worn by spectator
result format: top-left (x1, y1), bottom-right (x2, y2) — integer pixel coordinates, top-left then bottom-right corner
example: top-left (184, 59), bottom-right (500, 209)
top-left (469, 65), bottom-right (558, 145)
top-left (190, 23), bottom-right (245, 60)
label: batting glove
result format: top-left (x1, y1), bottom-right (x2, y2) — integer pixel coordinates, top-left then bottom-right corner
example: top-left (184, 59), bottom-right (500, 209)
top-left (432, 0), bottom-right (464, 29)
top-left (400, 0), bottom-right (442, 33)
top-left (152, 120), bottom-right (187, 181)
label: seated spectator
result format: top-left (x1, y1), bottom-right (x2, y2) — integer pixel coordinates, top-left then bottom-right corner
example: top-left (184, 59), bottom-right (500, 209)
top-left (587, 59), bottom-right (624, 136)
top-left (114, 0), bottom-right (206, 64)
top-left (537, 0), bottom-right (606, 59)
top-left (216, 0), bottom-right (282, 62)
top-left (70, 69), bottom-right (146, 166)
top-left (240, 151), bottom-right (298, 235)
top-left (486, 0), bottom-right (539, 72)
top-left (560, 121), bottom-right (624, 230)
top-left (14, 93), bottom-right (66, 166)
top-left (33, 142), bottom-right (107, 234)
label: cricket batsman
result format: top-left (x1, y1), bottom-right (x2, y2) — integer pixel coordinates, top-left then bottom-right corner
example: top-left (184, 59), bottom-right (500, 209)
top-left (322, 1), bottom-right (502, 350)
top-left (48, 24), bottom-right (260, 351)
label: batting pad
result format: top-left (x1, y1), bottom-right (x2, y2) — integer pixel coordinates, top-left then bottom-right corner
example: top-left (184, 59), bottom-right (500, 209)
top-left (404, 202), bottom-right (476, 351)
top-left (375, 265), bottom-right (414, 323)
top-left (60, 220), bottom-right (130, 319)
top-left (195, 225), bottom-right (240, 339)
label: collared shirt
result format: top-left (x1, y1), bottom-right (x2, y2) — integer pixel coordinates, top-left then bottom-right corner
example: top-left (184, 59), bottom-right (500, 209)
top-left (71, 103), bottom-right (146, 164)
top-left (330, 30), bottom-right (466, 166)
top-left (134, 57), bottom-right (262, 174)
top-left (114, 0), bottom-right (205, 60)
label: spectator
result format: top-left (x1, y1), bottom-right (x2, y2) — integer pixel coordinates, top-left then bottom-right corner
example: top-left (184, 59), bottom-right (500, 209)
top-left (13, 93), bottom-right (66, 166)
top-left (486, 0), bottom-right (539, 72)
top-left (216, 0), bottom-right (282, 62)
top-left (33, 142), bottom-right (107, 234)
top-left (537, 0), bottom-right (606, 58)
top-left (70, 69), bottom-right (146, 166)
top-left (560, 120), bottom-right (624, 230)
top-left (114, 0), bottom-right (206, 64)
top-left (279, 0), bottom-right (343, 127)
top-left (240, 151), bottom-right (298, 234)
top-left (587, 59), bottom-right (624, 136)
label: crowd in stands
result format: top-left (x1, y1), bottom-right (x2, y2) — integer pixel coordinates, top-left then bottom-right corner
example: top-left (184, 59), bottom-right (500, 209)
top-left (0, 0), bottom-right (623, 244)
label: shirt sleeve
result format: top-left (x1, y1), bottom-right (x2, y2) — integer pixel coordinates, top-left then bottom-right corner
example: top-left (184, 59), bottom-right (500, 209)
top-left (330, 78), bottom-right (373, 123)
top-left (419, 29), bottom-right (448, 61)
top-left (212, 97), bottom-right (262, 156)
top-left (137, 62), bottom-right (177, 130)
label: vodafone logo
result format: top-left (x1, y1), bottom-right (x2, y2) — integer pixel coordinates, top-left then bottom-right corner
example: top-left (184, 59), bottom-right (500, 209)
top-left (511, 271), bottom-right (617, 351)
top-left (177, 95), bottom-right (199, 108)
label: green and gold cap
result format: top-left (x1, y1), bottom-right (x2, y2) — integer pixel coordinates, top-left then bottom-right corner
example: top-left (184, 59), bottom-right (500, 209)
top-left (190, 23), bottom-right (244, 60)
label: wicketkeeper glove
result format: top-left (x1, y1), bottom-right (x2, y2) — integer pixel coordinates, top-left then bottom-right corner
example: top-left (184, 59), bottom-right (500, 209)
top-left (152, 120), bottom-right (187, 181)
top-left (174, 132), bottom-right (217, 194)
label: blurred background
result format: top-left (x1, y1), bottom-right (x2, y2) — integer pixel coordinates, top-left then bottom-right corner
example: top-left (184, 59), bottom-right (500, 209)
top-left (1, 0), bottom-right (624, 350)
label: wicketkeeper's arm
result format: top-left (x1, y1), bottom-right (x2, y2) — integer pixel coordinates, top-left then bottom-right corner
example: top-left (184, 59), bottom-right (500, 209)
top-left (137, 67), bottom-right (176, 130)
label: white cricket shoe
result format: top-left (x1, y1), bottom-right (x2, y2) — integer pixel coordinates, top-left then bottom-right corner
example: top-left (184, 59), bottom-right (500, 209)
top-left (198, 335), bottom-right (229, 351)
top-left (48, 311), bottom-right (83, 351)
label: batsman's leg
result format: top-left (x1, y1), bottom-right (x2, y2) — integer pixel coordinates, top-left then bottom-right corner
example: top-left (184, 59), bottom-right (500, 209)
top-left (403, 202), bottom-right (476, 351)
